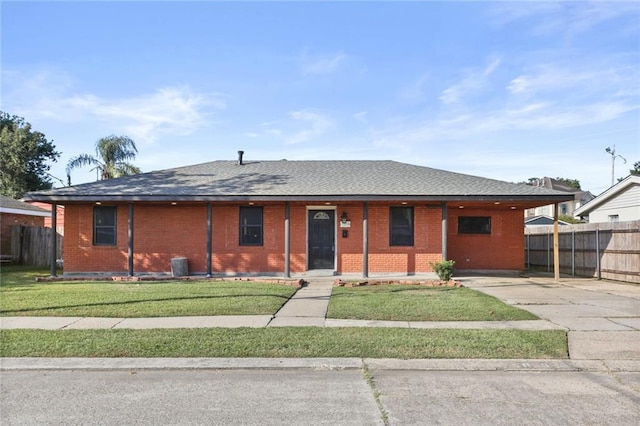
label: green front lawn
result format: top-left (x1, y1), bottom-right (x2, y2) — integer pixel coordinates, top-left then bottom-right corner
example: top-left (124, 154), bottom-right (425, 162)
top-left (0, 328), bottom-right (568, 359)
top-left (328, 285), bottom-right (538, 321)
top-left (0, 267), bottom-right (296, 317)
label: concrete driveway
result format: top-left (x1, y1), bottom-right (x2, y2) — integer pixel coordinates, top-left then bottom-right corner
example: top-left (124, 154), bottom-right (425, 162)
top-left (461, 274), bottom-right (640, 360)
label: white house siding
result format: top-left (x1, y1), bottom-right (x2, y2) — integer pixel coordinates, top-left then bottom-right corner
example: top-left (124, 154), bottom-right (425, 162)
top-left (588, 185), bottom-right (640, 223)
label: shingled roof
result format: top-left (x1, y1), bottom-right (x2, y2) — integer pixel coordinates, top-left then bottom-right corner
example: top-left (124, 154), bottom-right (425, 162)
top-left (0, 195), bottom-right (50, 215)
top-left (23, 160), bottom-right (573, 203)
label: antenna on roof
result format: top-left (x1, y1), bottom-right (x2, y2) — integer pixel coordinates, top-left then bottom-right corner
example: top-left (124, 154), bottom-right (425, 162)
top-left (605, 145), bottom-right (626, 187)
top-left (237, 150), bottom-right (244, 166)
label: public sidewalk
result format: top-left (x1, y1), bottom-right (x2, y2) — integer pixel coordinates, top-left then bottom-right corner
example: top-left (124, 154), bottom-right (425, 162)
top-left (2, 274), bottom-right (639, 360)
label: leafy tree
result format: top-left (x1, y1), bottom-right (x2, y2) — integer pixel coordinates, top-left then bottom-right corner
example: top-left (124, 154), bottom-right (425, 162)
top-left (67, 135), bottom-right (141, 183)
top-left (559, 214), bottom-right (580, 224)
top-left (0, 112), bottom-right (61, 198)
top-left (554, 177), bottom-right (581, 190)
top-left (617, 161), bottom-right (640, 182)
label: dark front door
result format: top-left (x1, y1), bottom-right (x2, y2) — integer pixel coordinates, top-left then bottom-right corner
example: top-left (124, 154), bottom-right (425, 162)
top-left (308, 210), bottom-right (335, 270)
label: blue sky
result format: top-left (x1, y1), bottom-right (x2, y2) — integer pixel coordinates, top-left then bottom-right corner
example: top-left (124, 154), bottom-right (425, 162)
top-left (2, 1), bottom-right (639, 194)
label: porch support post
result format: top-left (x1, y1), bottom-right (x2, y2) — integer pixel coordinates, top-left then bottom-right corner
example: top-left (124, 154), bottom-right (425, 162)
top-left (128, 203), bottom-right (134, 277)
top-left (284, 202), bottom-right (290, 278)
top-left (362, 202), bottom-right (368, 278)
top-left (206, 203), bottom-right (212, 277)
top-left (50, 203), bottom-right (57, 277)
top-left (441, 203), bottom-right (448, 261)
top-left (553, 203), bottom-right (560, 281)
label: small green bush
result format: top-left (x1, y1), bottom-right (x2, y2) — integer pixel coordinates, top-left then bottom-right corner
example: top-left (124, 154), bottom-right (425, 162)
top-left (430, 260), bottom-right (455, 281)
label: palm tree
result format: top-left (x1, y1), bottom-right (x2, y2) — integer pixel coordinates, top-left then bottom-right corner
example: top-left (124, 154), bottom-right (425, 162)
top-left (66, 135), bottom-right (141, 183)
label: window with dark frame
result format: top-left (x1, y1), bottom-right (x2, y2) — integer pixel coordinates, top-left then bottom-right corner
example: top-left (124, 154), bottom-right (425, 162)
top-left (240, 206), bottom-right (263, 246)
top-left (458, 216), bottom-right (491, 234)
top-left (94, 206), bottom-right (117, 245)
top-left (390, 206), bottom-right (414, 246)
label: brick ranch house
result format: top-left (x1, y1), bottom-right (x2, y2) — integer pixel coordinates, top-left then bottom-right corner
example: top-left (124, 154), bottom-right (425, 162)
top-left (24, 155), bottom-right (572, 277)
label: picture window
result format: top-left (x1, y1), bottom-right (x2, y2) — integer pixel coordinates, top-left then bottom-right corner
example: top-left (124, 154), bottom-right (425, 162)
top-left (458, 216), bottom-right (491, 234)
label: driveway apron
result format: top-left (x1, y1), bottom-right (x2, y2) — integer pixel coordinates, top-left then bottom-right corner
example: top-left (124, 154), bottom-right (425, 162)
top-left (462, 275), bottom-right (640, 360)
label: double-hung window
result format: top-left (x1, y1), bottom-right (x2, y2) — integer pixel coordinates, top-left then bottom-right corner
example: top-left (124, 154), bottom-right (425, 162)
top-left (240, 206), bottom-right (263, 246)
top-left (94, 206), bottom-right (117, 245)
top-left (390, 206), bottom-right (414, 246)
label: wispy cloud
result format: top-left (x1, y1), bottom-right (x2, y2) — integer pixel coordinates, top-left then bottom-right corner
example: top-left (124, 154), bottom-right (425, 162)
top-left (374, 100), bottom-right (637, 148)
top-left (285, 110), bottom-right (332, 144)
top-left (353, 111), bottom-right (368, 123)
top-left (490, 1), bottom-right (640, 38)
top-left (251, 110), bottom-right (333, 145)
top-left (439, 57), bottom-right (501, 104)
top-left (508, 64), bottom-right (639, 99)
top-left (3, 70), bottom-right (225, 143)
top-left (300, 50), bottom-right (348, 75)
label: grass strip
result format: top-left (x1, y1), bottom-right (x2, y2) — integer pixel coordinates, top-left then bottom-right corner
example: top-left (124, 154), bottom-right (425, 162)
top-left (0, 328), bottom-right (568, 359)
top-left (1, 279), bottom-right (297, 317)
top-left (328, 285), bottom-right (538, 321)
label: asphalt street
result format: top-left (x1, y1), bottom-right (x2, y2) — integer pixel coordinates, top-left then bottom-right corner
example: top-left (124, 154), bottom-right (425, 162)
top-left (1, 360), bottom-right (639, 425)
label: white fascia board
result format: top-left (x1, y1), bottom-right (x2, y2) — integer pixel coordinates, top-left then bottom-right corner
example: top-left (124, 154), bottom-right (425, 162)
top-left (0, 207), bottom-right (50, 217)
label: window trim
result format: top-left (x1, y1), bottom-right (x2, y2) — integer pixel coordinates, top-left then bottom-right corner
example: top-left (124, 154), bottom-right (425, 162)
top-left (93, 206), bottom-right (117, 246)
top-left (389, 206), bottom-right (414, 246)
top-left (239, 206), bottom-right (264, 246)
top-left (458, 216), bottom-right (491, 235)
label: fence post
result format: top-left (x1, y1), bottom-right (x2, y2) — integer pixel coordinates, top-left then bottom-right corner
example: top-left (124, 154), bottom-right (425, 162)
top-left (571, 229), bottom-right (575, 276)
top-left (595, 228), bottom-right (601, 280)
top-left (547, 231), bottom-right (551, 272)
top-left (526, 233), bottom-right (530, 270)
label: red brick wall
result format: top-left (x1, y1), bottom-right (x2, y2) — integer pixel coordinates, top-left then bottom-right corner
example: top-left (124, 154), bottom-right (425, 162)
top-left (0, 213), bottom-right (45, 255)
top-left (338, 203), bottom-right (443, 274)
top-left (62, 202), bottom-right (523, 274)
top-left (447, 208), bottom-right (524, 270)
top-left (64, 204), bottom-right (128, 272)
top-left (134, 205), bottom-right (208, 273)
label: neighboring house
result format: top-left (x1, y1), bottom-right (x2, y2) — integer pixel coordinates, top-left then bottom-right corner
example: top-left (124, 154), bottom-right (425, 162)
top-left (574, 175), bottom-right (640, 223)
top-left (0, 195), bottom-right (50, 257)
top-left (23, 156), bottom-right (572, 276)
top-left (524, 177), bottom-right (594, 219)
top-left (26, 202), bottom-right (65, 235)
top-left (525, 215), bottom-right (570, 228)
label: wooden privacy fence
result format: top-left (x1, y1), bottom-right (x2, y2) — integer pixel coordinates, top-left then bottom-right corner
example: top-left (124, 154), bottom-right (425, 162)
top-left (10, 225), bottom-right (63, 267)
top-left (525, 220), bottom-right (640, 283)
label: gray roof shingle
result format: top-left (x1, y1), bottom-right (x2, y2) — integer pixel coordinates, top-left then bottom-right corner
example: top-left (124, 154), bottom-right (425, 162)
top-left (0, 195), bottom-right (50, 213)
top-left (23, 160), bottom-right (573, 202)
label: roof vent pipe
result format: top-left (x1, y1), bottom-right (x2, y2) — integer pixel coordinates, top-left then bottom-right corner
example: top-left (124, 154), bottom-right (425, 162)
top-left (237, 150), bottom-right (244, 165)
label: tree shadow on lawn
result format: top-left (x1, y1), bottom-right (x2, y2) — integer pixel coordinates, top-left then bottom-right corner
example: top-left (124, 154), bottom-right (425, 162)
top-left (0, 293), bottom-right (291, 315)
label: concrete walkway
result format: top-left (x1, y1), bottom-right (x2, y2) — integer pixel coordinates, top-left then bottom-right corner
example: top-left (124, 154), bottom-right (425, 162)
top-left (2, 273), bottom-right (639, 360)
top-left (460, 274), bottom-right (640, 360)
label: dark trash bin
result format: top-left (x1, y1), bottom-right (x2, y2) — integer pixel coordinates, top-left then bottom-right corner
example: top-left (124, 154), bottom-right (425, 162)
top-left (171, 257), bottom-right (188, 277)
